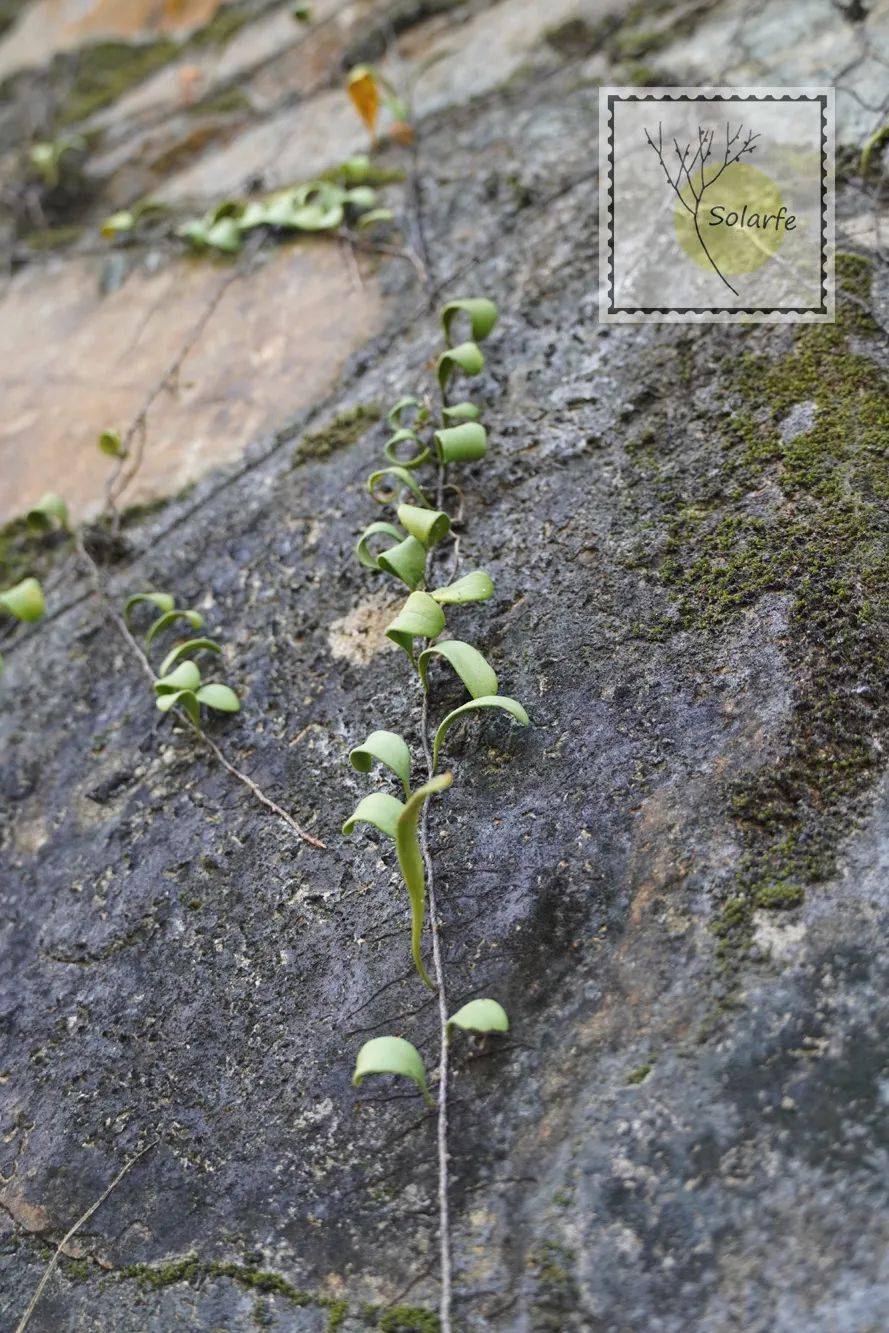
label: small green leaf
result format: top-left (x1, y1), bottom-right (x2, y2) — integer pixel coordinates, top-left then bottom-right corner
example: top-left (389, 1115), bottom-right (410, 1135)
top-left (437, 341), bottom-right (484, 391)
top-left (367, 466), bottom-right (430, 507)
top-left (433, 695), bottom-right (528, 770)
top-left (349, 730), bottom-right (411, 796)
top-left (434, 422), bottom-right (487, 464)
top-left (156, 688), bottom-right (200, 724)
top-left (154, 660), bottom-right (201, 694)
top-left (430, 571), bottom-right (494, 605)
top-left (353, 1036), bottom-right (432, 1105)
top-left (446, 998), bottom-right (509, 1036)
top-left (101, 211), bottom-right (134, 239)
top-left (346, 186), bottom-right (377, 210)
top-left (195, 683), bottom-right (240, 713)
top-left (98, 429), bottom-right (127, 458)
top-left (158, 638), bottom-right (221, 677)
top-left (385, 591), bottom-right (445, 659)
top-left (342, 791), bottom-right (404, 839)
top-left (396, 773), bottom-right (453, 987)
top-left (206, 217), bottom-right (242, 252)
top-left (145, 609), bottom-right (203, 647)
top-left (396, 503), bottom-right (450, 547)
top-left (440, 297), bottom-right (499, 345)
top-left (238, 199), bottom-right (268, 230)
top-left (124, 592), bottom-right (175, 623)
top-left (25, 492), bottom-right (69, 533)
top-left (382, 429), bottom-right (429, 469)
top-left (441, 400), bottom-right (480, 422)
top-left (377, 535), bottom-right (427, 590)
top-left (289, 201), bottom-right (344, 231)
top-left (178, 218), bottom-right (210, 247)
top-left (291, 3), bottom-right (312, 22)
top-left (418, 639), bottom-right (497, 698)
top-left (0, 577), bottom-right (45, 622)
top-left (340, 154), bottom-right (372, 186)
top-left (357, 208), bottom-right (394, 228)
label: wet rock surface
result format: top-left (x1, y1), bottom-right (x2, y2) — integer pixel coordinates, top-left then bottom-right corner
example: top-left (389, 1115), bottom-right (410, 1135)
top-left (0, 1), bottom-right (887, 1330)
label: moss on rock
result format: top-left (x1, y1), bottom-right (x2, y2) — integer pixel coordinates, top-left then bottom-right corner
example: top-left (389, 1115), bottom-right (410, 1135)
top-left (629, 255), bottom-right (888, 967)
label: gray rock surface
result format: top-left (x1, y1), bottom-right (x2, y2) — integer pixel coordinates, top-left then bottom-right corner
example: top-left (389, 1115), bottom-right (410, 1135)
top-left (0, 1), bottom-right (887, 1330)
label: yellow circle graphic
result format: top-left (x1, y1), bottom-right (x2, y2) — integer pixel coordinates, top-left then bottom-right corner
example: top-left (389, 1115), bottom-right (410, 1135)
top-left (674, 162), bottom-right (787, 279)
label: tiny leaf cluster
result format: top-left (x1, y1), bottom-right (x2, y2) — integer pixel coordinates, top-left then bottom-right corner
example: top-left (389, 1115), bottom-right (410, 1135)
top-left (125, 592), bottom-right (240, 724)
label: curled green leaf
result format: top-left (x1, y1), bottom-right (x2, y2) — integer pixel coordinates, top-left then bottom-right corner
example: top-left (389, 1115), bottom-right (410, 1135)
top-left (385, 591), bottom-right (445, 659)
top-left (396, 773), bottom-right (453, 988)
top-left (145, 608), bottom-right (204, 648)
top-left (353, 1036), bottom-right (432, 1105)
top-left (342, 791), bottom-right (404, 839)
top-left (367, 466), bottom-right (430, 508)
top-left (98, 428), bottom-right (127, 459)
top-left (387, 395), bottom-right (428, 429)
top-left (355, 522), bottom-right (426, 588)
top-left (418, 639), bottom-right (497, 699)
top-left (432, 695), bottom-right (528, 770)
top-left (154, 660), bottom-right (201, 694)
top-left (441, 400), bottom-right (480, 422)
top-left (124, 592), bottom-right (175, 623)
top-left (430, 571), bottom-right (494, 605)
top-left (349, 730), bottom-right (411, 796)
top-left (0, 577), bottom-right (45, 623)
top-left (377, 535), bottom-right (427, 590)
top-left (25, 493), bottom-right (69, 533)
top-left (434, 422), bottom-right (487, 464)
top-left (441, 297), bottom-right (498, 345)
top-left (383, 429), bottom-right (429, 469)
top-left (158, 638), bottom-right (221, 677)
top-left (356, 521), bottom-right (403, 571)
top-left (396, 503), bottom-right (450, 547)
top-left (446, 998), bottom-right (509, 1037)
top-left (195, 683), bottom-right (240, 713)
top-left (437, 341), bottom-right (484, 391)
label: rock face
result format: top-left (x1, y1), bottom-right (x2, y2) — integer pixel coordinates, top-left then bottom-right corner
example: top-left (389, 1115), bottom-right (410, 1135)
top-left (0, 2), bottom-right (887, 1331)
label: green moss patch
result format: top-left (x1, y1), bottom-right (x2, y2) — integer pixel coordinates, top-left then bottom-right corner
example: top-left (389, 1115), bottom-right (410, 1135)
top-left (378, 1306), bottom-right (440, 1332)
top-left (629, 255), bottom-right (888, 966)
top-left (292, 403), bottom-right (383, 466)
top-left (56, 40), bottom-right (179, 126)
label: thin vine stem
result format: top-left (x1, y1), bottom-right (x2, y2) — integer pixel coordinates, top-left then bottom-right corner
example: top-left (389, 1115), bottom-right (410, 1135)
top-left (15, 1140), bottom-right (157, 1333)
top-left (74, 532), bottom-right (325, 850)
top-left (418, 457), bottom-right (453, 1332)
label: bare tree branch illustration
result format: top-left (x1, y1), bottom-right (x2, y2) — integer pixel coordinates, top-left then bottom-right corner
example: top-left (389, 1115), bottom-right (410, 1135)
top-left (644, 120), bottom-right (760, 296)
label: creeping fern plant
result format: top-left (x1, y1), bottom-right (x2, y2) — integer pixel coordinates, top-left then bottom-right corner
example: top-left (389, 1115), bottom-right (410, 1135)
top-left (345, 296), bottom-right (527, 1329)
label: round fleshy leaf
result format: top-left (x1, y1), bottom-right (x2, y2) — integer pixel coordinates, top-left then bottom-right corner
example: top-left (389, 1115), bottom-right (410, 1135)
top-left (0, 577), bottom-right (45, 623)
top-left (349, 730), bottom-right (411, 795)
top-left (447, 998), bottom-right (509, 1036)
top-left (342, 791), bottom-right (404, 839)
top-left (353, 1036), bottom-right (431, 1105)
